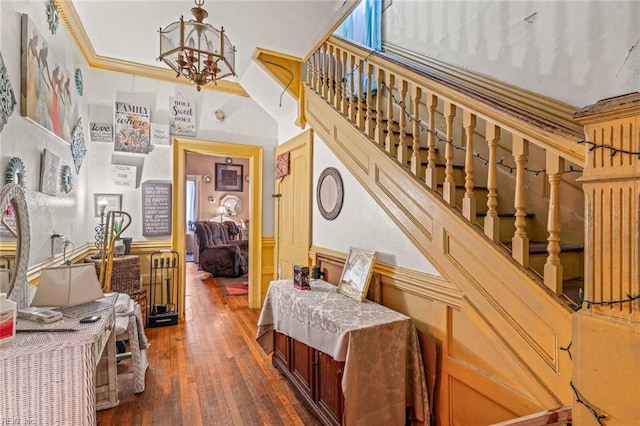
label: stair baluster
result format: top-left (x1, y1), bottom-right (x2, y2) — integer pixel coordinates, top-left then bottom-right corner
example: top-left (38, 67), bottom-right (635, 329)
top-left (340, 50), bottom-right (348, 115)
top-left (484, 123), bottom-right (501, 242)
top-left (512, 136), bottom-right (530, 267)
top-left (442, 102), bottom-right (457, 205)
top-left (364, 63), bottom-right (374, 138)
top-left (307, 51), bottom-right (314, 87)
top-left (348, 54), bottom-right (356, 122)
top-left (328, 45), bottom-right (335, 106)
top-left (356, 58), bottom-right (365, 131)
top-left (335, 46), bottom-right (342, 109)
top-left (410, 85), bottom-right (423, 177)
top-left (396, 79), bottom-right (409, 165)
top-left (544, 152), bottom-right (565, 295)
top-left (462, 111), bottom-right (477, 222)
top-left (374, 68), bottom-right (384, 146)
top-left (385, 74), bottom-right (397, 156)
top-left (425, 94), bottom-right (438, 189)
top-left (320, 43), bottom-right (329, 100)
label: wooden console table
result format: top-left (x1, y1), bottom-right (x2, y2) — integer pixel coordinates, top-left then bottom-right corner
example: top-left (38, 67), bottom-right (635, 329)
top-left (256, 279), bottom-right (428, 425)
top-left (0, 295), bottom-right (118, 425)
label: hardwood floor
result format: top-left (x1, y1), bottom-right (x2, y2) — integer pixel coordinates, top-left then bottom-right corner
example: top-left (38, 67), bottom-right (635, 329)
top-left (97, 262), bottom-right (320, 426)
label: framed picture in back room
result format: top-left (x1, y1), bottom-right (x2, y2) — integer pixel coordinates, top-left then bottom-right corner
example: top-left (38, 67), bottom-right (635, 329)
top-left (215, 163), bottom-right (243, 192)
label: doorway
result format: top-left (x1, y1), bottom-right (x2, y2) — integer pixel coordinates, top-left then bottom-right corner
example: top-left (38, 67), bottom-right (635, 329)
top-left (173, 138), bottom-right (263, 310)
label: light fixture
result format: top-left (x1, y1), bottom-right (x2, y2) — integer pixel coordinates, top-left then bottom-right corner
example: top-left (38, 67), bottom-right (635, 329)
top-left (217, 205), bottom-right (227, 221)
top-left (158, 0), bottom-right (236, 91)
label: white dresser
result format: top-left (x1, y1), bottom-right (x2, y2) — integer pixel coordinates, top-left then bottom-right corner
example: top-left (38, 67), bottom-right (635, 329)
top-left (0, 296), bottom-right (118, 425)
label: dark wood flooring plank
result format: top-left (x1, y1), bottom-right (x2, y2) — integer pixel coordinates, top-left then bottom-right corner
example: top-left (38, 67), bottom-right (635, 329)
top-left (97, 262), bottom-right (320, 425)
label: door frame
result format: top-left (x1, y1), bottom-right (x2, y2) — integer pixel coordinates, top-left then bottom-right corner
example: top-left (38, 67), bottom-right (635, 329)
top-left (173, 138), bottom-right (263, 310)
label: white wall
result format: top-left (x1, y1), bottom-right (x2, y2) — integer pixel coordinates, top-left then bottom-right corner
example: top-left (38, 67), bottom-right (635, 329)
top-left (83, 69), bottom-right (278, 240)
top-left (0, 0), bottom-right (279, 267)
top-left (312, 135), bottom-right (440, 275)
top-left (1, 0), bottom-right (90, 265)
top-left (383, 0), bottom-right (640, 107)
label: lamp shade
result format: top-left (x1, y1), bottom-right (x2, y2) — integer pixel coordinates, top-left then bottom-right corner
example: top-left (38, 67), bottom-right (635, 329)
top-left (31, 264), bottom-right (104, 307)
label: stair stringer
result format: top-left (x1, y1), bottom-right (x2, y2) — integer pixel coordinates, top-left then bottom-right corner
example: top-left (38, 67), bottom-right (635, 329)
top-left (305, 86), bottom-right (573, 405)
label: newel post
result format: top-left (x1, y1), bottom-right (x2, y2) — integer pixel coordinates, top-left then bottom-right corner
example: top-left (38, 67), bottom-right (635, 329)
top-left (571, 93), bottom-right (640, 425)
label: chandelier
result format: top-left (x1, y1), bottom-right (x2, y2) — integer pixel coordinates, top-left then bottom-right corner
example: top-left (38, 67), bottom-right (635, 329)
top-left (158, 0), bottom-right (236, 91)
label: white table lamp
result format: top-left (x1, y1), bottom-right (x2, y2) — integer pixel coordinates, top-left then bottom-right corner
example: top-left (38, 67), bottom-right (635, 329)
top-left (31, 263), bottom-right (104, 307)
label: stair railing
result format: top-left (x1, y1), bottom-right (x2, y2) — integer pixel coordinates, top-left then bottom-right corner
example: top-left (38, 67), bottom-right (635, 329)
top-left (306, 36), bottom-right (586, 300)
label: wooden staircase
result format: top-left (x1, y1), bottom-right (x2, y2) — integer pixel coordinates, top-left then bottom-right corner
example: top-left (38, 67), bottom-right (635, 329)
top-left (303, 35), bottom-right (587, 414)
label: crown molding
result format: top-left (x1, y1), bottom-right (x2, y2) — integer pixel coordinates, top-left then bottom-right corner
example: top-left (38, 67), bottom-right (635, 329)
top-left (56, 0), bottom-right (249, 97)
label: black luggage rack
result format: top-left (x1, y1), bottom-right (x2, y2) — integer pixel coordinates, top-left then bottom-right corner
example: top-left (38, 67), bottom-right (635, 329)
top-left (148, 250), bottom-right (180, 327)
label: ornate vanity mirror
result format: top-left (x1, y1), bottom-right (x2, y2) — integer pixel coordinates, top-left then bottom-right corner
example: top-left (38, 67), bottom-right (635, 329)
top-left (0, 183), bottom-right (35, 309)
top-left (220, 194), bottom-right (242, 216)
top-left (316, 167), bottom-right (344, 220)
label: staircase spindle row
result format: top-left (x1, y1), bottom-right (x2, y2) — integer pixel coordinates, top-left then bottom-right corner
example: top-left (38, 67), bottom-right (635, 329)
top-left (306, 38), bottom-right (585, 301)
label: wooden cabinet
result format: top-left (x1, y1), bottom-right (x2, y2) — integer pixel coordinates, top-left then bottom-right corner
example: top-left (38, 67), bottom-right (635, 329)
top-left (316, 351), bottom-right (344, 425)
top-left (273, 331), bottom-right (345, 426)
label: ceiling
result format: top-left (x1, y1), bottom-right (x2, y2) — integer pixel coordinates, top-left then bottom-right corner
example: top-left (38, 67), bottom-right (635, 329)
top-left (71, 0), bottom-right (352, 83)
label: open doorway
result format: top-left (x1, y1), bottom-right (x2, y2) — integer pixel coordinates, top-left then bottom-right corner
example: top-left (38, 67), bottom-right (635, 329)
top-left (172, 138), bottom-right (263, 311)
top-left (185, 154), bottom-right (250, 296)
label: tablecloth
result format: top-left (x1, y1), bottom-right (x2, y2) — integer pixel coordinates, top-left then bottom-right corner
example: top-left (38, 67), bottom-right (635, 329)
top-left (256, 279), bottom-right (429, 425)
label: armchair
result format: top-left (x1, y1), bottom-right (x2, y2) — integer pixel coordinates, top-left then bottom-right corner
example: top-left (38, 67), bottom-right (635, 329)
top-left (194, 221), bottom-right (248, 277)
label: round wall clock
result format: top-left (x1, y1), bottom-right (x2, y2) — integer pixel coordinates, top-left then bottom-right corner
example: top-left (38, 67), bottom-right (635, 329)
top-left (203, 175), bottom-right (212, 184)
top-left (5, 157), bottom-right (26, 188)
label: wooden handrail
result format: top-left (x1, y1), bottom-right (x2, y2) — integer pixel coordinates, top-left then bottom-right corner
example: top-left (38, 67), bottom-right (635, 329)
top-left (326, 35), bottom-right (585, 165)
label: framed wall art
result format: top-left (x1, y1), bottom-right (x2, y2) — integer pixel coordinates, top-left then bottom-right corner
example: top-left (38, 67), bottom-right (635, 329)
top-left (39, 149), bottom-right (60, 195)
top-left (337, 248), bottom-right (378, 302)
top-left (215, 163), bottom-right (243, 192)
top-left (169, 97), bottom-right (196, 136)
top-left (114, 101), bottom-right (150, 154)
top-left (21, 14), bottom-right (79, 144)
top-left (93, 193), bottom-right (122, 217)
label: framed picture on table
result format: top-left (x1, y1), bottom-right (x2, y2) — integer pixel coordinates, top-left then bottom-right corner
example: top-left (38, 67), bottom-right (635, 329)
top-left (215, 163), bottom-right (243, 192)
top-left (337, 248), bottom-right (378, 302)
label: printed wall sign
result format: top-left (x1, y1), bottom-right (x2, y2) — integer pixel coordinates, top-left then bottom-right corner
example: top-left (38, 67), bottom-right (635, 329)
top-left (114, 101), bottom-right (150, 153)
top-left (89, 122), bottom-right (113, 142)
top-left (142, 180), bottom-right (172, 236)
top-left (110, 164), bottom-right (137, 189)
top-left (151, 123), bottom-right (170, 145)
top-left (169, 97), bottom-right (196, 136)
